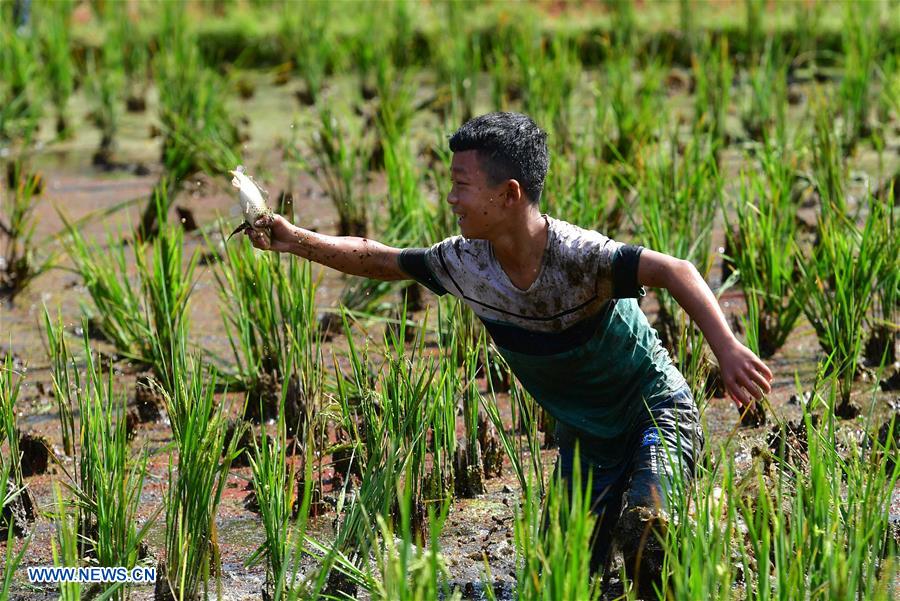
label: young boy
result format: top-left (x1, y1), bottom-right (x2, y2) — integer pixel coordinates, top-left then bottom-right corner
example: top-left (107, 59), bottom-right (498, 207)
top-left (247, 112), bottom-right (772, 592)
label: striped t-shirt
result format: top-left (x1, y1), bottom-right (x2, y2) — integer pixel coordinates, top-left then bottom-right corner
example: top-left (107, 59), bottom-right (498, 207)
top-left (398, 216), bottom-right (687, 467)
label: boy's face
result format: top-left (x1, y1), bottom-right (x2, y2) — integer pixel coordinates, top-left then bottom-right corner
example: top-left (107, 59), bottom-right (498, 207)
top-left (448, 150), bottom-right (514, 240)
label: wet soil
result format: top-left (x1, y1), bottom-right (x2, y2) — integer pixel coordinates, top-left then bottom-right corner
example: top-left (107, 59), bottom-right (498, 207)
top-left (1, 70), bottom-right (898, 600)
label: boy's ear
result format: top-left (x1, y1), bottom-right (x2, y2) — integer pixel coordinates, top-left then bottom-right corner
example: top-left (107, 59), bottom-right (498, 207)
top-left (504, 179), bottom-right (524, 206)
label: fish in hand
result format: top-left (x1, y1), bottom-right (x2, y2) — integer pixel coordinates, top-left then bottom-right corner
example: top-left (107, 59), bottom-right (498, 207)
top-left (227, 165), bottom-right (273, 242)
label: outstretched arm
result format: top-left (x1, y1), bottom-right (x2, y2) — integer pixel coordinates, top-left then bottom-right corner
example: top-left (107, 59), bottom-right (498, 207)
top-left (637, 248), bottom-right (773, 408)
top-left (246, 214), bottom-right (406, 281)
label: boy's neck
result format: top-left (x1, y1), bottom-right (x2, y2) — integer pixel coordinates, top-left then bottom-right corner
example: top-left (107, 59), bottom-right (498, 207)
top-left (489, 206), bottom-right (549, 289)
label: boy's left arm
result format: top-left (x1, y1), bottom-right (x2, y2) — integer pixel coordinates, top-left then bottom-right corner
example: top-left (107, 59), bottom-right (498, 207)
top-left (636, 249), bottom-right (773, 408)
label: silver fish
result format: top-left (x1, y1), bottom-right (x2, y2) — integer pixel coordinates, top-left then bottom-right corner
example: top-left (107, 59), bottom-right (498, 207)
top-left (227, 165), bottom-right (273, 242)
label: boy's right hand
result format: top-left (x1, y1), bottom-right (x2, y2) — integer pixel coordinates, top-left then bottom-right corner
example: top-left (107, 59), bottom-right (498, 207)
top-left (246, 214), bottom-right (296, 253)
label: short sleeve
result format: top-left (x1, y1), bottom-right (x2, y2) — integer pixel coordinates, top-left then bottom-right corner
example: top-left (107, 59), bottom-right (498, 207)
top-left (397, 247), bottom-right (449, 296)
top-left (610, 244), bottom-right (645, 298)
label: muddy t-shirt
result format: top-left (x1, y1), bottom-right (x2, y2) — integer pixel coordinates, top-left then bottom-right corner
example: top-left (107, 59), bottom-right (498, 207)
top-left (398, 216), bottom-right (687, 468)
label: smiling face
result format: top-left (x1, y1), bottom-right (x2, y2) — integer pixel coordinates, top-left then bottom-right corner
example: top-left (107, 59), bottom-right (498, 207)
top-left (448, 150), bottom-right (514, 240)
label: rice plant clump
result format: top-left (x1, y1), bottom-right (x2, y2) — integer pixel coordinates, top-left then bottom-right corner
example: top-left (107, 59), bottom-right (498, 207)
top-left (1, 162), bottom-right (54, 300)
top-left (158, 351), bottom-right (243, 601)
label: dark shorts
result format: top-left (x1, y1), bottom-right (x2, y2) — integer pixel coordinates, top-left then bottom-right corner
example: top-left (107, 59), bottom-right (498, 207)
top-left (554, 386), bottom-right (704, 573)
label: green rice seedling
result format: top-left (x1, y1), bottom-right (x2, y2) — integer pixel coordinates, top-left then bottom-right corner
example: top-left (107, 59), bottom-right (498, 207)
top-left (382, 0), bottom-right (418, 73)
top-left (276, 449), bottom-right (316, 601)
top-left (740, 40), bottom-right (788, 141)
top-left (424, 130), bottom-right (456, 240)
top-left (0, 17), bottom-right (42, 147)
top-left (63, 190), bottom-right (198, 392)
top-left (349, 4), bottom-right (388, 97)
top-left (367, 484), bottom-right (458, 601)
top-left (143, 0), bottom-right (239, 238)
top-left (605, 0), bottom-right (638, 54)
top-left (159, 350), bottom-right (243, 601)
top-left (800, 197), bottom-right (887, 416)
top-left (792, 0), bottom-right (824, 63)
top-left (63, 324), bottom-right (156, 599)
top-left (330, 313), bottom-right (437, 547)
top-left (330, 137), bottom-right (433, 320)
top-left (692, 35), bottom-right (732, 149)
top-left (865, 206), bottom-right (898, 366)
top-left (279, 0), bottom-right (334, 103)
top-left (245, 359), bottom-right (296, 600)
top-left (485, 445), bottom-right (600, 601)
top-left (374, 319), bottom-right (436, 517)
top-left (456, 333), bottom-right (488, 497)
top-left (42, 307), bottom-right (76, 457)
top-left (662, 376), bottom-right (898, 600)
top-left (134, 206), bottom-right (200, 393)
top-left (810, 101), bottom-right (849, 217)
top-left (1, 161), bottom-right (55, 300)
top-left (1, 462), bottom-right (31, 599)
top-left (50, 485), bottom-right (81, 601)
top-left (425, 352), bottom-right (460, 502)
top-left (517, 28), bottom-right (580, 147)
top-left (543, 133), bottom-right (625, 236)
top-left (677, 0), bottom-right (697, 58)
top-left (489, 11), bottom-right (577, 144)
top-left (744, 0), bottom-right (765, 63)
top-left (307, 105), bottom-right (369, 237)
top-left (637, 137), bottom-right (719, 351)
top-left (659, 442), bottom-right (741, 599)
top-left (212, 229), bottom-right (322, 429)
top-left (63, 219), bottom-right (149, 360)
top-left (724, 142), bottom-right (805, 358)
top-left (487, 30), bottom-right (517, 113)
top-left (596, 53), bottom-right (666, 169)
top-left (35, 0), bottom-right (75, 137)
top-left (85, 8), bottom-right (126, 166)
top-left (116, 3), bottom-right (149, 112)
top-left (672, 311), bottom-right (718, 414)
top-left (0, 351), bottom-right (34, 543)
top-left (0, 351), bottom-right (23, 486)
top-left (434, 1), bottom-right (482, 122)
top-left (348, 0), bottom-right (415, 92)
top-left (477, 325), bottom-right (546, 495)
top-left (305, 444), bottom-right (415, 598)
top-left (383, 138), bottom-right (433, 244)
top-left (373, 55), bottom-right (418, 149)
top-left (839, 0), bottom-right (879, 146)
top-left (877, 54), bottom-right (899, 131)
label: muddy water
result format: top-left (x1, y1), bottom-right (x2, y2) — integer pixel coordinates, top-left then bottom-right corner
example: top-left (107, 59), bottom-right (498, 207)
top-left (2, 71), bottom-right (899, 599)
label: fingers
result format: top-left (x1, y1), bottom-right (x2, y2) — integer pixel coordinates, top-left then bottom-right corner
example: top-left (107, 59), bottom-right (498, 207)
top-left (726, 365), bottom-right (772, 410)
top-left (754, 357), bottom-right (774, 382)
top-left (748, 367), bottom-right (772, 396)
top-left (728, 381), bottom-right (751, 408)
top-left (254, 214), bottom-right (277, 228)
top-left (245, 228), bottom-right (270, 250)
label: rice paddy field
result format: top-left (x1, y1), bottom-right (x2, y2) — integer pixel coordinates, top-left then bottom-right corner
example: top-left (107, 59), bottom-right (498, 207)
top-left (1, 0), bottom-right (899, 599)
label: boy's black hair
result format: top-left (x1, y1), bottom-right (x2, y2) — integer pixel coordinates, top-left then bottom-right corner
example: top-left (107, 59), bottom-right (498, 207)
top-left (449, 112), bottom-right (549, 205)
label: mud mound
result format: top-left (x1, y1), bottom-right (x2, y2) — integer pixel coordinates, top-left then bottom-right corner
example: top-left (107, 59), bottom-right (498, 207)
top-left (0, 482), bottom-right (35, 539)
top-left (18, 431), bottom-right (52, 476)
top-left (766, 416), bottom-right (819, 467)
top-left (614, 505), bottom-right (668, 600)
top-left (243, 371), bottom-right (309, 438)
top-left (455, 438), bottom-right (486, 498)
top-left (134, 374), bottom-right (165, 423)
top-left (478, 413), bottom-right (503, 479)
top-left (739, 400), bottom-right (766, 428)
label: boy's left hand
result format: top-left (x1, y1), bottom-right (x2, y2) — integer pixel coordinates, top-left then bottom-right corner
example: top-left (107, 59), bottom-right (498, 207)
top-left (717, 341), bottom-right (773, 409)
